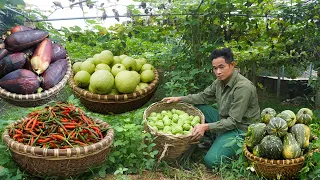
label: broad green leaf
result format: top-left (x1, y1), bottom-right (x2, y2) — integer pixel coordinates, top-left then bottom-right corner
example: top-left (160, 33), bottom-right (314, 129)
top-left (93, 25), bottom-right (103, 30)
top-left (98, 166), bottom-right (106, 177)
top-left (114, 126), bottom-right (124, 132)
top-left (108, 156), bottom-right (115, 163)
top-left (69, 26), bottom-right (82, 32)
top-left (223, 139), bottom-right (236, 148)
top-left (86, 19), bottom-right (96, 24)
top-left (236, 148), bottom-right (243, 155)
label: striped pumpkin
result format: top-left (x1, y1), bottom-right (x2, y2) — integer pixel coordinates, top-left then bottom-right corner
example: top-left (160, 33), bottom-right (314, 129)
top-left (260, 108), bottom-right (276, 124)
top-left (246, 123), bottom-right (267, 148)
top-left (296, 108), bottom-right (313, 125)
top-left (277, 110), bottom-right (296, 128)
top-left (266, 117), bottom-right (288, 137)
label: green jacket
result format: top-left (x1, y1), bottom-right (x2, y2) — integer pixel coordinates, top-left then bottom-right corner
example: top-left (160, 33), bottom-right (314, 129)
top-left (181, 70), bottom-right (260, 133)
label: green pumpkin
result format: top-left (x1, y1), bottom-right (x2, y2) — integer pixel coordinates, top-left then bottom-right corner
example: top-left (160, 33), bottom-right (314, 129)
top-left (296, 108), bottom-right (313, 125)
top-left (290, 124), bottom-right (310, 149)
top-left (277, 110), bottom-right (296, 128)
top-left (253, 144), bottom-right (261, 157)
top-left (261, 108), bottom-right (277, 124)
top-left (266, 117), bottom-right (288, 137)
top-left (260, 135), bottom-right (283, 159)
top-left (246, 123), bottom-right (267, 148)
top-left (282, 133), bottom-right (301, 159)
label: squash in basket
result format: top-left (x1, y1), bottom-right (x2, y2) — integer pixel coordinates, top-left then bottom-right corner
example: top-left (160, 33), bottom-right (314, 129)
top-left (296, 108), bottom-right (313, 125)
top-left (245, 123), bottom-right (266, 149)
top-left (290, 124), bottom-right (310, 149)
top-left (252, 144), bottom-right (261, 157)
top-left (259, 135), bottom-right (283, 159)
top-left (266, 117), bottom-right (288, 137)
top-left (260, 108), bottom-right (276, 124)
top-left (277, 110), bottom-right (297, 128)
top-left (282, 133), bottom-right (301, 159)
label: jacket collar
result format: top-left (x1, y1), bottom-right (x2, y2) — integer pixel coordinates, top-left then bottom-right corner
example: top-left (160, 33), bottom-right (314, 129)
top-left (220, 70), bottom-right (238, 88)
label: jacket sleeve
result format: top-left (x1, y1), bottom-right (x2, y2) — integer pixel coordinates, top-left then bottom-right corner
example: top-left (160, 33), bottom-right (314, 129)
top-left (180, 80), bottom-right (217, 105)
top-left (208, 84), bottom-right (253, 133)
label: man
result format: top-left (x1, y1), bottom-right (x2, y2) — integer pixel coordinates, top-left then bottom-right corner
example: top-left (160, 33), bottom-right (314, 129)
top-left (162, 48), bottom-right (260, 168)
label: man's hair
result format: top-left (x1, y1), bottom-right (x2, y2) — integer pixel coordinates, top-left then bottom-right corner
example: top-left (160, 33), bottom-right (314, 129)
top-left (210, 48), bottom-right (234, 64)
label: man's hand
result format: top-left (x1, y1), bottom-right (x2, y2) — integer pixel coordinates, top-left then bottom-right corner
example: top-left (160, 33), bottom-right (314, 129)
top-left (161, 97), bottom-right (182, 103)
top-left (191, 124), bottom-right (209, 141)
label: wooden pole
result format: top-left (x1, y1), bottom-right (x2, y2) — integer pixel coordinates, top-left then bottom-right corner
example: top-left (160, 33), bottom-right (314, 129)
top-left (309, 63), bottom-right (313, 79)
top-left (277, 66), bottom-right (281, 99)
top-left (252, 61), bottom-right (257, 85)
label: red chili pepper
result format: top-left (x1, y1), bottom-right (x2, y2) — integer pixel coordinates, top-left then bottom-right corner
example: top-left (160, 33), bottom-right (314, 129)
top-left (31, 119), bottom-right (38, 130)
top-left (29, 131), bottom-right (38, 136)
top-left (61, 118), bottom-right (69, 122)
top-left (62, 108), bottom-right (71, 115)
top-left (51, 134), bottom-right (66, 141)
top-left (69, 130), bottom-right (76, 139)
top-left (91, 126), bottom-right (103, 139)
top-left (14, 129), bottom-right (23, 134)
top-left (64, 125), bottom-right (76, 129)
top-left (13, 134), bottom-right (21, 139)
top-left (74, 140), bottom-right (87, 146)
top-left (29, 136), bottom-right (34, 146)
top-left (25, 118), bottom-right (34, 129)
top-left (49, 142), bottom-right (57, 148)
top-left (80, 129), bottom-right (89, 133)
top-left (37, 138), bottom-right (52, 143)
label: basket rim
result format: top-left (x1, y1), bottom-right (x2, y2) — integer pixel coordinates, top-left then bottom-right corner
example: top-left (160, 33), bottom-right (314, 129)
top-left (0, 59), bottom-right (72, 101)
top-left (2, 118), bottom-right (114, 158)
top-left (69, 69), bottom-right (159, 102)
top-left (143, 101), bottom-right (205, 138)
top-left (243, 135), bottom-right (319, 165)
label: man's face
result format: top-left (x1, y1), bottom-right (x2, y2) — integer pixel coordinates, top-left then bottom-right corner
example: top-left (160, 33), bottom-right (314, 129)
top-left (212, 57), bottom-right (234, 81)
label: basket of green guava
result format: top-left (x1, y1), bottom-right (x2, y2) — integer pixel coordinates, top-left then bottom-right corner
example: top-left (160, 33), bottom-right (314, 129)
top-left (143, 101), bottom-right (205, 161)
top-left (69, 51), bottom-right (159, 114)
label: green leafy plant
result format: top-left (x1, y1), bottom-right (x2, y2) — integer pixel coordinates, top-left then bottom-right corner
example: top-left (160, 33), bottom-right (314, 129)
top-left (92, 108), bottom-right (158, 175)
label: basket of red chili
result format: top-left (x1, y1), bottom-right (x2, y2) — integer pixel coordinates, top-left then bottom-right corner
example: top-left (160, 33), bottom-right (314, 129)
top-left (2, 102), bottom-right (114, 178)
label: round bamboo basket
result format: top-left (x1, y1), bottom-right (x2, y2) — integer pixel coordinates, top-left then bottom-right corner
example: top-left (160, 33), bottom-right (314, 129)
top-left (143, 101), bottom-right (205, 162)
top-left (0, 60), bottom-right (72, 107)
top-left (243, 136), bottom-right (319, 180)
top-left (2, 118), bottom-right (114, 178)
top-left (69, 69), bottom-right (159, 114)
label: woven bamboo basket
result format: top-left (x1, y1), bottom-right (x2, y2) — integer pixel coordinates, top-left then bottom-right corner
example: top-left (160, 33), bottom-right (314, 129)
top-left (0, 59), bottom-right (72, 107)
top-left (69, 69), bottom-right (159, 114)
top-left (243, 136), bottom-right (319, 180)
top-left (143, 101), bottom-right (205, 162)
top-left (2, 118), bottom-right (114, 178)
